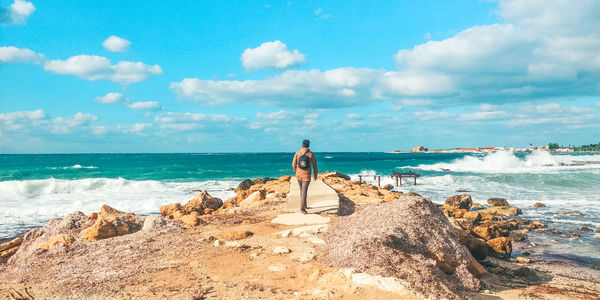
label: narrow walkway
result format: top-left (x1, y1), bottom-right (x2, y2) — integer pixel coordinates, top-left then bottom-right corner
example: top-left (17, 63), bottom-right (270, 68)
top-left (286, 178), bottom-right (339, 214)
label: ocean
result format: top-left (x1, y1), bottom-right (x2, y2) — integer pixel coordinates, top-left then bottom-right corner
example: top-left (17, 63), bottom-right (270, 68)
top-left (1, 151), bottom-right (599, 263)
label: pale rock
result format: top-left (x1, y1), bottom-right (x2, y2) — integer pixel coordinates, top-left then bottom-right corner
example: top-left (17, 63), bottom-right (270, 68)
top-left (239, 190), bottom-right (266, 207)
top-left (308, 236), bottom-right (326, 244)
top-left (268, 263), bottom-right (288, 272)
top-left (278, 224), bottom-right (329, 237)
top-left (142, 216), bottom-right (167, 232)
top-left (273, 246), bottom-right (292, 254)
top-left (342, 269), bottom-right (407, 294)
top-left (213, 240), bottom-right (221, 247)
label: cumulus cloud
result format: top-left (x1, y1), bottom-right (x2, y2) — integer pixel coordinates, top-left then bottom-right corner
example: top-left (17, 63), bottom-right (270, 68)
top-left (44, 55), bottom-right (163, 85)
top-left (127, 101), bottom-right (161, 110)
top-left (51, 113), bottom-right (98, 134)
top-left (346, 113), bottom-right (361, 119)
top-left (0, 46), bottom-right (45, 64)
top-left (241, 40), bottom-right (306, 71)
top-left (94, 92), bottom-right (125, 104)
top-left (172, 0), bottom-right (598, 108)
top-left (1, 0), bottom-right (35, 25)
top-left (414, 111), bottom-right (453, 121)
top-left (102, 35), bottom-right (131, 52)
top-left (116, 123), bottom-right (152, 134)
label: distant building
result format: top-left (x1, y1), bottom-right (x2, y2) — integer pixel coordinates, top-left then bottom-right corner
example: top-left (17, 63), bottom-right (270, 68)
top-left (456, 148), bottom-right (479, 152)
top-left (412, 146), bottom-right (428, 152)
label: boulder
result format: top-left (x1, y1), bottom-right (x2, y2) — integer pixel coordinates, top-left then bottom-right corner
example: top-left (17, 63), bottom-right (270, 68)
top-left (533, 202), bottom-right (546, 208)
top-left (472, 224), bottom-right (502, 241)
top-left (236, 179), bottom-right (254, 191)
top-left (382, 184), bottom-right (394, 191)
top-left (0, 237), bottom-right (22, 252)
top-left (159, 203), bottom-right (181, 217)
top-left (320, 196), bottom-right (481, 299)
top-left (570, 232), bottom-right (580, 238)
top-left (487, 198), bottom-right (509, 207)
top-left (82, 217), bottom-right (118, 240)
top-left (279, 175), bottom-right (291, 182)
top-left (319, 171), bottom-right (351, 180)
top-left (37, 234), bottom-right (75, 250)
top-left (553, 211), bottom-right (583, 217)
top-left (82, 206), bottom-right (144, 241)
top-left (99, 204), bottom-right (125, 216)
top-left (458, 230), bottom-right (489, 260)
top-left (239, 190), bottom-right (266, 207)
top-left (463, 211), bottom-right (481, 221)
top-left (486, 237), bottom-right (512, 259)
top-left (180, 212), bottom-right (202, 227)
top-left (479, 206), bottom-right (522, 217)
top-left (383, 193), bottom-right (396, 202)
top-left (273, 246), bottom-right (292, 254)
top-left (142, 216), bottom-right (170, 232)
top-left (445, 194), bottom-right (472, 210)
top-left (0, 246), bottom-right (19, 264)
top-left (470, 203), bottom-right (483, 209)
top-left (453, 209), bottom-right (467, 218)
top-left (181, 191), bottom-right (223, 215)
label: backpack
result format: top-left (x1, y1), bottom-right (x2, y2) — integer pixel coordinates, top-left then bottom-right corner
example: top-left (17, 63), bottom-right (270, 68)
top-left (298, 151), bottom-right (311, 170)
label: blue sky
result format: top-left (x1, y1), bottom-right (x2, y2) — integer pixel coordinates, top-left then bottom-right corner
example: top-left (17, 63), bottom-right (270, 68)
top-left (1, 0), bottom-right (599, 153)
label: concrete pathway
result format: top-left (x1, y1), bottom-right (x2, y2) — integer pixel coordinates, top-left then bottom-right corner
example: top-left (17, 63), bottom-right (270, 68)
top-left (286, 178), bottom-right (339, 214)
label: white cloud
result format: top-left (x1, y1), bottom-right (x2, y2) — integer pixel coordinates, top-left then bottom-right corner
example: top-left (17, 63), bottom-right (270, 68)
top-left (127, 101), bottom-right (161, 110)
top-left (479, 104), bottom-right (499, 112)
top-left (414, 111), bottom-right (452, 121)
top-left (44, 55), bottom-right (163, 85)
top-left (1, 0), bottom-right (35, 25)
top-left (241, 40), bottom-right (306, 71)
top-left (0, 46), bottom-right (45, 64)
top-left (117, 123), bottom-right (152, 134)
top-left (102, 36), bottom-right (131, 52)
top-left (154, 112), bottom-right (233, 123)
top-left (94, 92), bottom-right (125, 104)
top-left (458, 111), bottom-right (508, 121)
top-left (314, 7), bottom-right (332, 19)
top-left (346, 113), bottom-right (361, 119)
top-left (51, 113), bottom-right (98, 134)
top-left (91, 126), bottom-right (109, 135)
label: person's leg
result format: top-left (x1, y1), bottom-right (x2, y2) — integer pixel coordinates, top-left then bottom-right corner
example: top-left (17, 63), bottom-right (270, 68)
top-left (300, 180), bottom-right (310, 212)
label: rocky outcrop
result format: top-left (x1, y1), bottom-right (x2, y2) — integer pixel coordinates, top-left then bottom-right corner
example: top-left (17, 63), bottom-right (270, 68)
top-left (181, 191), bottom-right (223, 215)
top-left (319, 172), bottom-right (403, 204)
top-left (487, 237), bottom-right (512, 258)
top-left (0, 238), bottom-right (22, 263)
top-left (320, 195), bottom-right (481, 299)
top-left (479, 206), bottom-right (522, 217)
top-left (38, 234), bottom-right (75, 250)
top-left (82, 205), bottom-right (144, 240)
top-left (159, 191), bottom-right (224, 225)
top-left (445, 194), bottom-right (473, 210)
top-left (487, 198), bottom-right (509, 207)
top-left (533, 202), bottom-right (546, 208)
top-left (239, 190), bottom-right (266, 207)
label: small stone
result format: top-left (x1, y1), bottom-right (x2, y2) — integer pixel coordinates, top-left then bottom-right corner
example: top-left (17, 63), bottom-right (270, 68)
top-left (514, 257), bottom-right (531, 264)
top-left (570, 232), bottom-right (580, 238)
top-left (213, 240), bottom-right (221, 247)
top-left (533, 202), bottom-right (546, 208)
top-left (487, 198), bottom-right (509, 207)
top-left (273, 246), bottom-right (292, 254)
top-left (37, 234), bottom-right (75, 250)
top-left (579, 226), bottom-right (591, 232)
top-left (268, 264), bottom-right (287, 272)
top-left (553, 211), bottom-right (583, 217)
top-left (220, 230), bottom-right (253, 240)
top-left (471, 203), bottom-right (484, 209)
top-left (224, 241), bottom-right (242, 247)
top-left (249, 253), bottom-right (259, 260)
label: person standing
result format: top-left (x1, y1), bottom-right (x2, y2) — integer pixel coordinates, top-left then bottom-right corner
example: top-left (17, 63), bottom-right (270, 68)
top-left (292, 139), bottom-right (318, 214)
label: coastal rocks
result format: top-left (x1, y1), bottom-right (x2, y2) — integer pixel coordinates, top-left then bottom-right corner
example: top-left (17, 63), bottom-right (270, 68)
top-left (463, 211), bottom-right (481, 221)
top-left (479, 206), bottom-right (522, 217)
top-left (319, 171), bottom-right (351, 180)
top-left (445, 194), bottom-right (472, 210)
top-left (457, 230), bottom-right (489, 260)
top-left (239, 190), bottom-right (267, 207)
top-left (487, 198), bottom-right (509, 207)
top-left (486, 237), bottom-right (512, 259)
top-left (319, 196), bottom-right (481, 299)
top-left (271, 213), bottom-right (331, 226)
top-left (472, 224), bottom-right (502, 241)
top-left (319, 172), bottom-right (401, 204)
top-left (82, 205), bottom-right (144, 240)
top-left (471, 203), bottom-right (484, 209)
top-left (279, 224), bottom-right (329, 238)
top-left (236, 179), bottom-right (254, 191)
top-left (533, 202), bottom-right (546, 207)
top-left (38, 234), bottom-right (75, 250)
top-left (159, 203), bottom-right (181, 217)
top-left (181, 191), bottom-right (223, 215)
top-left (279, 175), bottom-right (291, 182)
top-left (180, 212), bottom-right (202, 227)
top-left (273, 246), bottom-right (292, 254)
top-left (382, 184), bottom-right (394, 191)
top-left (341, 269), bottom-right (408, 295)
top-left (0, 238), bottom-right (22, 263)
top-left (570, 232), bottom-right (580, 238)
top-left (142, 216), bottom-right (172, 232)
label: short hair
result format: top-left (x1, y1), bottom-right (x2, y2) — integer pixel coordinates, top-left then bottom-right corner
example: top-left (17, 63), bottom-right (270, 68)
top-left (302, 139), bottom-right (310, 148)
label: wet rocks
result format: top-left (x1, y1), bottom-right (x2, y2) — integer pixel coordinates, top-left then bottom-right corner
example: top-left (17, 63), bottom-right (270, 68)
top-left (486, 237), bottom-right (512, 259)
top-left (181, 191), bottom-right (223, 215)
top-left (320, 195), bottom-right (481, 299)
top-left (479, 206), bottom-right (521, 217)
top-left (553, 211), bottom-right (583, 217)
top-left (487, 198), bottom-right (509, 207)
top-left (445, 194), bottom-right (472, 210)
top-left (513, 267), bottom-right (538, 281)
top-left (236, 179), bottom-right (254, 191)
top-left (533, 202), bottom-right (546, 208)
top-left (472, 224), bottom-right (502, 241)
top-left (579, 226), bottom-right (592, 232)
top-left (570, 232), bottom-right (580, 238)
top-left (457, 230), bottom-right (489, 260)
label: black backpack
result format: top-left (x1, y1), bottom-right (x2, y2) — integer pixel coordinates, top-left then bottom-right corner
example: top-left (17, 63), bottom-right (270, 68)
top-left (298, 151), bottom-right (311, 170)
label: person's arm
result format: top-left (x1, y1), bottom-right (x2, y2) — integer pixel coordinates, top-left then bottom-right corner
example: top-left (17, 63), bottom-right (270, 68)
top-left (311, 153), bottom-right (318, 180)
top-left (292, 152), bottom-right (297, 173)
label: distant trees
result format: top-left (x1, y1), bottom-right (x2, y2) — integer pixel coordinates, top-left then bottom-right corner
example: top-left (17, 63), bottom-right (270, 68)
top-left (548, 143), bottom-right (559, 149)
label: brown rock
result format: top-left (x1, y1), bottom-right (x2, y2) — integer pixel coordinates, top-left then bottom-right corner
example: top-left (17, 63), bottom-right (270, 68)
top-left (479, 206), bottom-right (522, 217)
top-left (458, 230), bottom-right (489, 260)
top-left (533, 202), bottom-right (546, 208)
top-left (181, 191), bottom-right (223, 215)
top-left (382, 184), bottom-right (394, 191)
top-left (171, 210), bottom-right (184, 220)
top-left (239, 190), bottom-right (266, 207)
top-left (570, 232), bottom-right (580, 238)
top-left (473, 224), bottom-right (502, 241)
top-left (0, 246), bottom-right (19, 264)
top-left (453, 209), bottom-right (468, 218)
top-left (319, 171), bottom-right (351, 180)
top-left (38, 234), bottom-right (75, 250)
top-left (553, 211), bottom-right (583, 217)
top-left (99, 204), bottom-right (125, 216)
top-left (487, 237), bottom-right (512, 259)
top-left (82, 217), bottom-right (117, 240)
top-left (487, 198), bottom-right (509, 207)
top-left (383, 193), bottom-right (396, 202)
top-left (220, 230), bottom-right (253, 240)
top-left (0, 237), bottom-right (22, 252)
top-left (455, 218), bottom-right (477, 230)
top-left (463, 211), bottom-right (481, 221)
top-left (279, 175), bottom-right (291, 182)
top-left (235, 179), bottom-right (254, 191)
top-left (159, 203), bottom-right (181, 217)
top-left (579, 226), bottom-right (591, 232)
top-left (471, 202), bottom-right (483, 209)
top-left (513, 267), bottom-right (538, 281)
top-left (180, 212), bottom-right (202, 227)
top-left (87, 212), bottom-right (98, 220)
top-left (445, 194), bottom-right (472, 210)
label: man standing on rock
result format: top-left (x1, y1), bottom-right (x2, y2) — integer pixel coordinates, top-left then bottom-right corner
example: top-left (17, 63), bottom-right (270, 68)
top-left (292, 139), bottom-right (318, 214)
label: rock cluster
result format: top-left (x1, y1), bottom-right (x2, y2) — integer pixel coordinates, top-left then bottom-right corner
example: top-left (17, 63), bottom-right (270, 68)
top-left (0, 238), bottom-right (23, 263)
top-left (319, 171), bottom-right (404, 204)
top-left (82, 205), bottom-right (145, 240)
top-left (159, 191), bottom-right (223, 226)
top-left (319, 195), bottom-right (482, 299)
top-left (217, 176), bottom-right (290, 212)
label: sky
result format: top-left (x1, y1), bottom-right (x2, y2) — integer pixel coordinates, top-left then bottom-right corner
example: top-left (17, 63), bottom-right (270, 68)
top-left (1, 0), bottom-right (599, 153)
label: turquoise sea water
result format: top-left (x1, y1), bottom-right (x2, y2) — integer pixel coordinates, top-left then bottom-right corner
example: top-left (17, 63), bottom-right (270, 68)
top-left (1, 151), bottom-right (599, 263)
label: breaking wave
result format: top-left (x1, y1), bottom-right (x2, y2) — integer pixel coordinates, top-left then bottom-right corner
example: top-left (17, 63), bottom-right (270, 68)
top-left (413, 150), bottom-right (600, 173)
